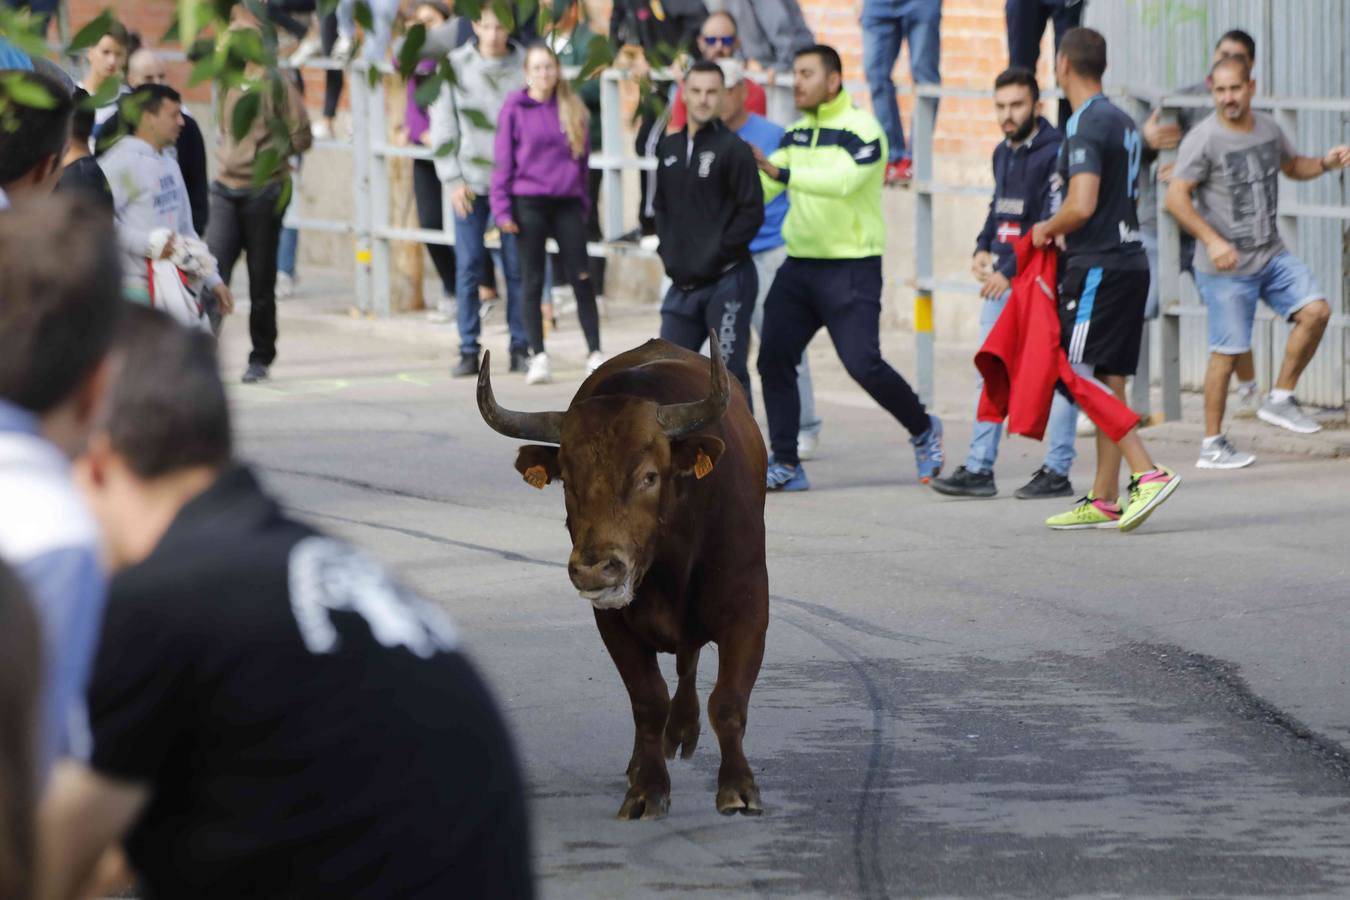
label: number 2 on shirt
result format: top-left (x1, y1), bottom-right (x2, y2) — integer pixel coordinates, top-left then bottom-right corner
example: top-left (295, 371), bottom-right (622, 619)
top-left (1124, 129), bottom-right (1142, 200)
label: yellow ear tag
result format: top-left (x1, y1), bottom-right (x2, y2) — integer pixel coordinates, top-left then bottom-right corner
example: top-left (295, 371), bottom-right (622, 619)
top-left (694, 450), bottom-right (714, 480)
top-left (523, 465), bottom-right (549, 489)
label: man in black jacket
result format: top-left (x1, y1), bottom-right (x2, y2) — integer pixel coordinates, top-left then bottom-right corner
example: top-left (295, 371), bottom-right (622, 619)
top-left (654, 60), bottom-right (764, 399)
top-left (39, 306), bottom-right (533, 900)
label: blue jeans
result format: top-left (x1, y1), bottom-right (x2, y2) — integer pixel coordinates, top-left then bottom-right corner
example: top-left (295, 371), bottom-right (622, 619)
top-left (453, 194), bottom-right (527, 357)
top-left (336, 0), bottom-right (400, 63)
top-left (277, 228), bottom-right (298, 277)
top-left (966, 291), bottom-right (1078, 476)
top-left (861, 0), bottom-right (942, 162)
top-left (1193, 252), bottom-right (1323, 354)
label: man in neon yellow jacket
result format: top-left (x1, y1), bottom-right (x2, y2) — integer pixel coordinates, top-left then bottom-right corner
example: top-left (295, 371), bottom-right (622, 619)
top-left (752, 44), bottom-right (943, 492)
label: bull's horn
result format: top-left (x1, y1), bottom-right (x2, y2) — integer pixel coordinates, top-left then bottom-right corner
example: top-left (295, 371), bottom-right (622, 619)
top-left (656, 330), bottom-right (730, 438)
top-left (476, 350), bottom-right (565, 443)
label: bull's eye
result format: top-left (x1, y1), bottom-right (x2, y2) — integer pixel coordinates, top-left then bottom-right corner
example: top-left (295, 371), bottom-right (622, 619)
top-left (641, 472), bottom-right (659, 489)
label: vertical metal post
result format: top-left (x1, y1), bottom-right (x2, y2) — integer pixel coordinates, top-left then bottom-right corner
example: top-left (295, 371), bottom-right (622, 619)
top-left (765, 71), bottom-right (793, 126)
top-left (912, 92), bottom-right (937, 407)
top-left (1157, 107), bottom-right (1182, 421)
top-left (350, 65), bottom-right (374, 315)
top-left (1276, 106), bottom-right (1300, 257)
top-left (367, 67), bottom-right (391, 318)
top-left (600, 72), bottom-right (625, 240)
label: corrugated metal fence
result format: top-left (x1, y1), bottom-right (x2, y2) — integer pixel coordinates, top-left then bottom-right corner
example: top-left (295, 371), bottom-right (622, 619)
top-left (1088, 0), bottom-right (1350, 408)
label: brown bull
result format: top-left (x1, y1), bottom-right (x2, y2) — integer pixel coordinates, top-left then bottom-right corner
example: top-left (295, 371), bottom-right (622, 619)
top-left (478, 335), bottom-right (769, 819)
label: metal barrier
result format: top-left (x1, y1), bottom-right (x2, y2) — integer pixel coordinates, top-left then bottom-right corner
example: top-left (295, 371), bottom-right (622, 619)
top-left (283, 60), bottom-right (1348, 417)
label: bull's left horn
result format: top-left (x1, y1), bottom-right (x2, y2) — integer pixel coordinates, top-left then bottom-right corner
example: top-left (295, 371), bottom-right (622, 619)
top-left (477, 350), bottom-right (565, 443)
top-left (656, 330), bottom-right (730, 438)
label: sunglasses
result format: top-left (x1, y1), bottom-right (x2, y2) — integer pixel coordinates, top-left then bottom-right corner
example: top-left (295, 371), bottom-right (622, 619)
top-left (701, 35), bottom-right (735, 46)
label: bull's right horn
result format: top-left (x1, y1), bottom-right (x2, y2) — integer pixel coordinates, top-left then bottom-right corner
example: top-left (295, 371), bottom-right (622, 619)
top-left (477, 351), bottom-right (565, 443)
top-left (656, 330), bottom-right (730, 438)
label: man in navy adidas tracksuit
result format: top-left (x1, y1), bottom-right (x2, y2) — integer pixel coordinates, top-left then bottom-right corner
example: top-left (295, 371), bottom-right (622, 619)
top-left (932, 66), bottom-right (1080, 501)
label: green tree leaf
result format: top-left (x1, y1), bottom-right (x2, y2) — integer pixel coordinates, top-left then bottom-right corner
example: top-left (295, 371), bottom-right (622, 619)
top-left (397, 22), bottom-right (426, 79)
top-left (1, 72), bottom-right (58, 109)
top-left (354, 1), bottom-right (373, 31)
top-left (414, 72), bottom-right (445, 107)
top-left (252, 146), bottom-right (283, 187)
top-left (231, 89), bottom-right (261, 142)
top-left (67, 8), bottom-right (113, 54)
top-left (579, 34), bottom-right (615, 82)
top-left (461, 107), bottom-right (494, 130)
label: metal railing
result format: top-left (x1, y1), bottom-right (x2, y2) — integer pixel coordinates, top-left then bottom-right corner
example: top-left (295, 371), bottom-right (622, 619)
top-left (282, 61), bottom-right (1349, 417)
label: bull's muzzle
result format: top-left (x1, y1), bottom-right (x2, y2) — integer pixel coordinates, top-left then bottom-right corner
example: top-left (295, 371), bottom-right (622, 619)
top-left (569, 549), bottom-right (634, 610)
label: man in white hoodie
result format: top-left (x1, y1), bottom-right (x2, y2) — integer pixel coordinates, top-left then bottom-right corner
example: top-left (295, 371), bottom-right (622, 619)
top-left (99, 84), bottom-right (232, 317)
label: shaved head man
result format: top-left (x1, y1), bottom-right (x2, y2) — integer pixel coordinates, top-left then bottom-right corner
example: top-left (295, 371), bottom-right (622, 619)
top-left (126, 49), bottom-right (169, 88)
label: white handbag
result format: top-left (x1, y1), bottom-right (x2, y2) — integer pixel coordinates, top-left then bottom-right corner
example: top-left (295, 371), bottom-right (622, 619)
top-left (147, 259), bottom-right (211, 333)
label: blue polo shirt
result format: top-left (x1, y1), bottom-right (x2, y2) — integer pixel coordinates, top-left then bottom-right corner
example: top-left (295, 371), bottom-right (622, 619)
top-left (737, 113), bottom-right (788, 254)
top-left (0, 399), bottom-right (106, 775)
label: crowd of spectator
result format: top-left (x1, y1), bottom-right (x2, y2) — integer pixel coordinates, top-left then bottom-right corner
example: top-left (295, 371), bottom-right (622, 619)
top-left (3, 0), bottom-right (1350, 896)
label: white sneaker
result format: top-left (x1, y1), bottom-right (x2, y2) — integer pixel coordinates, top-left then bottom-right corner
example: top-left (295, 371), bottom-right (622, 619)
top-left (331, 34), bottom-right (354, 65)
top-left (276, 271), bottom-right (294, 300)
top-left (525, 352), bottom-right (552, 385)
top-left (1075, 411), bottom-right (1096, 437)
top-left (310, 119), bottom-right (333, 140)
top-left (1196, 435), bottom-right (1256, 469)
top-left (426, 295), bottom-right (453, 323)
top-left (797, 430), bottom-right (820, 461)
top-left (1258, 395), bottom-right (1321, 434)
top-left (586, 351), bottom-right (604, 375)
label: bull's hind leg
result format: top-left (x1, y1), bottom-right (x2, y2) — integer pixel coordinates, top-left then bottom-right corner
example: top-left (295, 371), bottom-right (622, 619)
top-left (710, 624), bottom-right (767, 816)
top-left (664, 644), bottom-right (702, 760)
top-left (596, 613), bottom-right (672, 820)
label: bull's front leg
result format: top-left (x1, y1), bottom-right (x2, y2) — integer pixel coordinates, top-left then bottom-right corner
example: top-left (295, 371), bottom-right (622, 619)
top-left (664, 643), bottom-right (702, 760)
top-left (595, 612), bottom-right (672, 820)
top-left (710, 609), bottom-right (767, 816)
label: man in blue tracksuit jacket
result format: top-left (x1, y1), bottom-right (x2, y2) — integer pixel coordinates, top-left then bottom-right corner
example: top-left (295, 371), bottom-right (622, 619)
top-left (932, 66), bottom-right (1080, 501)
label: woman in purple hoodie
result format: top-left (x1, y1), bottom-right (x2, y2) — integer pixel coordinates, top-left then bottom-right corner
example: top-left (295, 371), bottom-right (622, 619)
top-left (492, 43), bottom-right (601, 385)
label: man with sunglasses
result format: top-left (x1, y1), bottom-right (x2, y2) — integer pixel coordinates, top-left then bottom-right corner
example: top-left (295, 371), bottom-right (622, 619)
top-left (667, 12), bottom-right (765, 134)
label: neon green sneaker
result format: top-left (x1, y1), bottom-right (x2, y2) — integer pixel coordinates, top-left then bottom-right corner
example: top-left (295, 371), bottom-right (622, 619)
top-left (1046, 494), bottom-right (1123, 530)
top-left (1118, 467), bottom-right (1180, 533)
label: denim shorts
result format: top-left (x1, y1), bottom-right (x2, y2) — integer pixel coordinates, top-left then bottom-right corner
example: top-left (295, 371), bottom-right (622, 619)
top-left (1193, 252), bottom-right (1323, 354)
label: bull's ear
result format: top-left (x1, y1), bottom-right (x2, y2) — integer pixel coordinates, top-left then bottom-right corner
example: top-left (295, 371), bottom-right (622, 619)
top-left (514, 445), bottom-right (562, 489)
top-left (670, 436), bottom-right (725, 480)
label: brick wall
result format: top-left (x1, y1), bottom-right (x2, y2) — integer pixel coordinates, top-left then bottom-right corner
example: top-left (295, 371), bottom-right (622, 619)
top-left (798, 0), bottom-right (1054, 161)
top-left (68, 0), bottom-right (1049, 161)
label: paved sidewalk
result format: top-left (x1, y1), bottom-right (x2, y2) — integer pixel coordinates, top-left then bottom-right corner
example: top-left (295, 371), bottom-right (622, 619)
top-left (259, 267), bottom-right (1350, 460)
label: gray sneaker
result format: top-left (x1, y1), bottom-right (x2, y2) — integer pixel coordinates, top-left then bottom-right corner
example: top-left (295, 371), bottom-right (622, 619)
top-left (1196, 435), bottom-right (1255, 469)
top-left (1257, 395), bottom-right (1322, 434)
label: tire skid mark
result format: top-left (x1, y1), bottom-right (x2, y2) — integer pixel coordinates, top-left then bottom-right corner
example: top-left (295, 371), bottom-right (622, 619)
top-left (774, 602), bottom-right (892, 900)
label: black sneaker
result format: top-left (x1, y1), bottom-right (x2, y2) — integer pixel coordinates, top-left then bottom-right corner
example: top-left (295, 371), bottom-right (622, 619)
top-left (1014, 466), bottom-right (1074, 500)
top-left (930, 465), bottom-right (996, 498)
top-left (452, 353), bottom-right (479, 378)
top-left (509, 349), bottom-right (530, 373)
top-left (241, 363), bottom-right (269, 384)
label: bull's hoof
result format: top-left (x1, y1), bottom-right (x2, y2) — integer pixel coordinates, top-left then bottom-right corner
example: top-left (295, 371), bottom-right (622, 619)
top-left (618, 785), bottom-right (671, 821)
top-left (716, 779), bottom-right (764, 817)
top-left (663, 714), bottom-right (701, 760)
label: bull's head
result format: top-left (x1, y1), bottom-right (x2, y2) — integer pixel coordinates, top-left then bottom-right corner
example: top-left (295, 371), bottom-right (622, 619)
top-left (478, 336), bottom-right (730, 610)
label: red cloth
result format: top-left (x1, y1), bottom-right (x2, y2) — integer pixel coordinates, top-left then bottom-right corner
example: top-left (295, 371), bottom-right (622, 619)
top-left (975, 235), bottom-right (1141, 443)
top-left (668, 78), bottom-right (766, 131)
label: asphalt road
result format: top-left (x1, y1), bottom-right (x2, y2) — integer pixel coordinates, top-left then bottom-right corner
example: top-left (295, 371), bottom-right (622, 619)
top-left (221, 300), bottom-right (1350, 899)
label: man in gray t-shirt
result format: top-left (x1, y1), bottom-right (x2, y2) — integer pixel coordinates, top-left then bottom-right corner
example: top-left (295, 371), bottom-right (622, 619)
top-left (1165, 56), bottom-right (1350, 466)
top-left (1174, 111), bottom-right (1295, 276)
